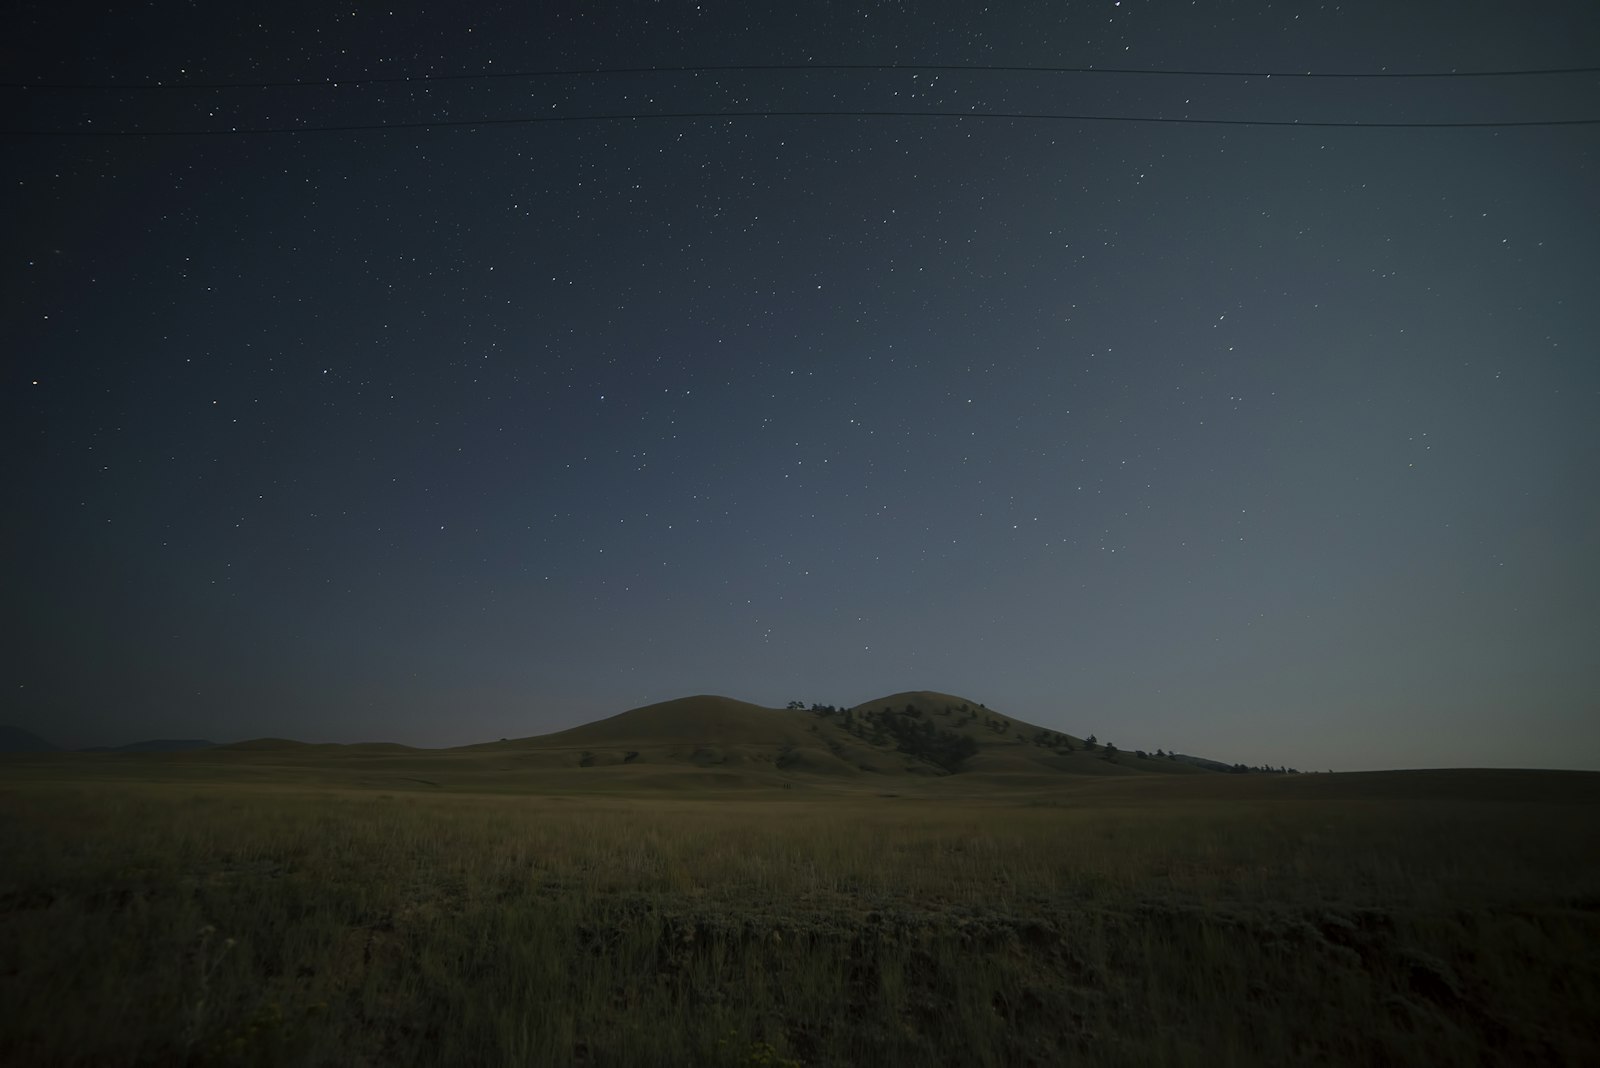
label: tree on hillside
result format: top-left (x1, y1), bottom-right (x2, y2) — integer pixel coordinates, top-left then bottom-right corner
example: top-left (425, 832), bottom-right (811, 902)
top-left (861, 710), bottom-right (981, 773)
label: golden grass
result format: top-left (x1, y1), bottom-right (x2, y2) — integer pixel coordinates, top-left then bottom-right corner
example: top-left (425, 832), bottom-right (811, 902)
top-left (2, 771), bottom-right (1597, 1066)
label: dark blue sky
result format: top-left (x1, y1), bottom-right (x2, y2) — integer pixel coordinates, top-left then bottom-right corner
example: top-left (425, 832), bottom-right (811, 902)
top-left (4, 2), bottom-right (1597, 770)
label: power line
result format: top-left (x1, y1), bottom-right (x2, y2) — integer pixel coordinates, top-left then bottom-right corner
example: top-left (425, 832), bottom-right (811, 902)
top-left (7, 60), bottom-right (1600, 92)
top-left (7, 108), bottom-right (1598, 138)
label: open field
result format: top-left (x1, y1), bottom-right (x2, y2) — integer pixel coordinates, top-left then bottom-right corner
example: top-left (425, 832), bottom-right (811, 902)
top-left (3, 765), bottom-right (1598, 1067)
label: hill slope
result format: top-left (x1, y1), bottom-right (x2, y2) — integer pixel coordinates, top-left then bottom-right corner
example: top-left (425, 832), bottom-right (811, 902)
top-left (839, 692), bottom-right (1213, 778)
top-left (0, 726), bottom-right (60, 753)
top-left (512, 695), bottom-right (815, 748)
top-left (475, 691), bottom-right (1223, 782)
top-left (0, 692), bottom-right (1238, 792)
top-left (468, 694), bottom-right (919, 778)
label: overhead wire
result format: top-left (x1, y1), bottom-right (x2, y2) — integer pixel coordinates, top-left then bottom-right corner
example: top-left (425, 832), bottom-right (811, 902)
top-left (5, 109), bottom-right (1598, 138)
top-left (6, 60), bottom-right (1600, 91)
top-left (6, 60), bottom-right (1596, 136)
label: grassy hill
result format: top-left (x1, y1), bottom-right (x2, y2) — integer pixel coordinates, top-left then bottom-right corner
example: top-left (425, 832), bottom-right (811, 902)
top-left (503, 694), bottom-right (810, 747)
top-left (467, 690), bottom-right (1232, 785)
top-left (465, 693), bottom-right (956, 781)
top-left (0, 691), bottom-right (1250, 793)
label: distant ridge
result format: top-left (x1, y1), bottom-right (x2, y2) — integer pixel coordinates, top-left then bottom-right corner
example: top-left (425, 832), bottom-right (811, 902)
top-left (0, 725), bottom-right (60, 753)
top-left (213, 738), bottom-right (417, 752)
top-left (79, 739), bottom-right (217, 754)
top-left (214, 738), bottom-right (315, 751)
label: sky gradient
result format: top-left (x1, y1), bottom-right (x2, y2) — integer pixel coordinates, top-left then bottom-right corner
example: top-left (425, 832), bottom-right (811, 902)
top-left (4, 2), bottom-right (1598, 770)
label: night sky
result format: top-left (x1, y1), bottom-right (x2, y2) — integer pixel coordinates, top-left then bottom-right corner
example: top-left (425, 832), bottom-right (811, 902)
top-left (5, 3), bottom-right (1597, 771)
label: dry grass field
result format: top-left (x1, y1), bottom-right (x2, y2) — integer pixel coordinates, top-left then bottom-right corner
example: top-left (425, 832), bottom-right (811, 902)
top-left (3, 758), bottom-right (1598, 1067)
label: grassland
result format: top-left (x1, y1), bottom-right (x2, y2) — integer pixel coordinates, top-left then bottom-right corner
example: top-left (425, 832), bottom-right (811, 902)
top-left (3, 762), bottom-right (1598, 1067)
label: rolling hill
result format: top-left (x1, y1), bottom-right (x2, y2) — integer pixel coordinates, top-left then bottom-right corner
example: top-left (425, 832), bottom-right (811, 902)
top-left (0, 693), bottom-right (1242, 791)
top-left (462, 691), bottom-right (1221, 783)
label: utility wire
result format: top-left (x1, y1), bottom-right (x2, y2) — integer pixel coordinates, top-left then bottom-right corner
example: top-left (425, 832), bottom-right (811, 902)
top-left (6, 60), bottom-right (1600, 92)
top-left (7, 108), bottom-right (1598, 138)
